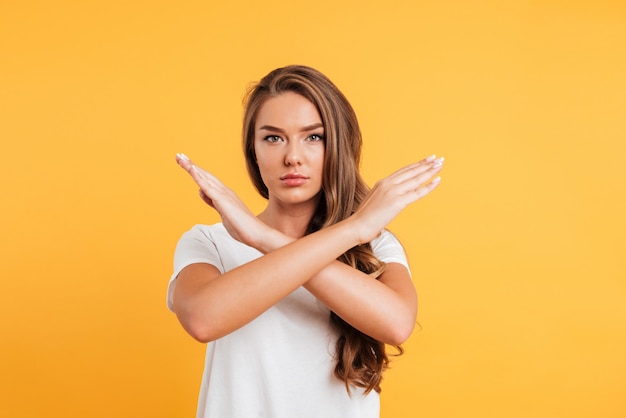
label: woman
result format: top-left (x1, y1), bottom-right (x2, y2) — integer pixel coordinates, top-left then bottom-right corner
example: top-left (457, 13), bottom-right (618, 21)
top-left (168, 65), bottom-right (443, 418)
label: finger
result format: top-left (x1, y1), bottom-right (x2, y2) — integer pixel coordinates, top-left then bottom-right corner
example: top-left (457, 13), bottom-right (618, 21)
top-left (423, 154), bottom-right (437, 163)
top-left (403, 176), bottom-right (442, 204)
top-left (176, 153), bottom-right (194, 171)
top-left (392, 162), bottom-right (443, 196)
top-left (176, 153), bottom-right (224, 190)
top-left (389, 156), bottom-right (444, 185)
top-left (179, 158), bottom-right (222, 186)
top-left (383, 155), bottom-right (432, 178)
top-left (191, 165), bottom-right (223, 185)
top-left (176, 154), bottom-right (207, 179)
top-left (176, 154), bottom-right (213, 182)
top-left (417, 176), bottom-right (441, 197)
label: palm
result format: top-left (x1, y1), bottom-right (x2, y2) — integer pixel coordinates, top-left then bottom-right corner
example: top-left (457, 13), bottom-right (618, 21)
top-left (176, 154), bottom-right (264, 246)
top-left (353, 156), bottom-right (443, 243)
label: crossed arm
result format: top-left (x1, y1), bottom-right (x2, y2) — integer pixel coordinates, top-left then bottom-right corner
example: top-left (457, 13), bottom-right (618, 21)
top-left (171, 154), bottom-right (443, 345)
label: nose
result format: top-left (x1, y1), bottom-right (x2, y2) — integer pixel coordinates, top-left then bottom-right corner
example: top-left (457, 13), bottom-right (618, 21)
top-left (284, 141), bottom-right (303, 166)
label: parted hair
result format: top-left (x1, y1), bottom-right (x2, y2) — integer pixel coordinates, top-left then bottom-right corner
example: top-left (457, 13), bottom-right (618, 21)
top-left (242, 65), bottom-right (402, 394)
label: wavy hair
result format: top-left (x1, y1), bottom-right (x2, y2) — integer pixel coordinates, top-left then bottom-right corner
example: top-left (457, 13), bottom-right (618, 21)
top-left (242, 65), bottom-right (402, 394)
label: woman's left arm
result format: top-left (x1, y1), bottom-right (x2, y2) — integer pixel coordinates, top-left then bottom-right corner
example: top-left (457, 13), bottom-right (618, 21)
top-left (306, 261), bottom-right (416, 346)
top-left (255, 230), bottom-right (416, 345)
top-left (175, 153), bottom-right (436, 345)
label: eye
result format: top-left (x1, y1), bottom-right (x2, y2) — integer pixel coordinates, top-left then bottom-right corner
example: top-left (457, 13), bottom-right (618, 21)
top-left (307, 133), bottom-right (325, 142)
top-left (263, 135), bottom-right (283, 143)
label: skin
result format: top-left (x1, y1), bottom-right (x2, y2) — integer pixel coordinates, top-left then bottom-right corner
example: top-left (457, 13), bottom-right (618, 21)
top-left (172, 92), bottom-right (444, 345)
top-left (254, 92), bottom-right (326, 237)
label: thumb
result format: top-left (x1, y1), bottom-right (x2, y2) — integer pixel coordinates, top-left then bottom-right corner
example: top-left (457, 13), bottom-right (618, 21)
top-left (199, 190), bottom-right (215, 208)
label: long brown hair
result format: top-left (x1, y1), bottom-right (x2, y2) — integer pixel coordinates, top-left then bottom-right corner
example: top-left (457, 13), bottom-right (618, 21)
top-left (242, 65), bottom-right (402, 394)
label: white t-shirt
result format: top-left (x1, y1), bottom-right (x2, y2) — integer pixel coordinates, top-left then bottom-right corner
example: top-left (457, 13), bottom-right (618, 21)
top-left (167, 223), bottom-right (410, 418)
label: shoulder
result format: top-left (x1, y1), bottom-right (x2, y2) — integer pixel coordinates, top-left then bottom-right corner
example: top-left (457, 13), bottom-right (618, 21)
top-left (371, 229), bottom-right (403, 252)
top-left (371, 229), bottom-right (410, 272)
top-left (174, 222), bottom-right (225, 253)
top-left (168, 223), bottom-right (229, 311)
top-left (175, 223), bottom-right (262, 273)
top-left (173, 223), bottom-right (231, 270)
top-left (180, 222), bottom-right (227, 241)
top-left (176, 222), bottom-right (239, 249)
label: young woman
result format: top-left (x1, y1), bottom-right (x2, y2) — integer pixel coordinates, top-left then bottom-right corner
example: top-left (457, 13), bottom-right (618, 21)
top-left (168, 65), bottom-right (443, 418)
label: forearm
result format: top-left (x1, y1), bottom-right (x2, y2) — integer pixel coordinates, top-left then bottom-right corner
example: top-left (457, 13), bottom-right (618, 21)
top-left (304, 263), bottom-right (417, 345)
top-left (255, 229), bottom-right (417, 345)
top-left (174, 219), bottom-right (361, 342)
top-left (173, 154), bottom-right (438, 343)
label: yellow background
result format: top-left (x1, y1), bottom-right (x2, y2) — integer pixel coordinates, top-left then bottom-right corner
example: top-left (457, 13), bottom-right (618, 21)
top-left (1, 1), bottom-right (625, 417)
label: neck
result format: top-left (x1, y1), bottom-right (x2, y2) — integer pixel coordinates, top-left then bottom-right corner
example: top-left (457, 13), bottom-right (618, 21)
top-left (257, 199), bottom-right (319, 239)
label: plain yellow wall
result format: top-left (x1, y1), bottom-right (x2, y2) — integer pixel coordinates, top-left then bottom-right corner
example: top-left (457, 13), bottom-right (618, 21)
top-left (1, 1), bottom-right (625, 417)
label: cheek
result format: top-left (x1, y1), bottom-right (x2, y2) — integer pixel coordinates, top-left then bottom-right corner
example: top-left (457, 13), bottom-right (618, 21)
top-left (255, 150), bottom-right (274, 171)
top-left (253, 144), bottom-right (268, 168)
top-left (313, 148), bottom-right (325, 170)
top-left (254, 152), bottom-right (279, 183)
top-left (255, 159), bottom-right (269, 179)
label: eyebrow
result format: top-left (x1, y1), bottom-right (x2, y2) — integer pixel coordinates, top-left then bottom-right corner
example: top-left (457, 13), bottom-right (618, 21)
top-left (258, 123), bottom-right (324, 133)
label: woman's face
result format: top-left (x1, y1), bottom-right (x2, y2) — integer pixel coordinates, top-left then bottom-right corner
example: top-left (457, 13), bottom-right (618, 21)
top-left (254, 92), bottom-right (325, 208)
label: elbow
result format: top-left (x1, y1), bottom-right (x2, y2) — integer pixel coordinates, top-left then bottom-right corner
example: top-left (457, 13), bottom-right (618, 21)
top-left (383, 317), bottom-right (416, 346)
top-left (184, 322), bottom-right (215, 343)
top-left (385, 301), bottom-right (418, 346)
top-left (172, 294), bottom-right (222, 343)
top-left (175, 310), bottom-right (218, 343)
top-left (385, 325), bottom-right (414, 346)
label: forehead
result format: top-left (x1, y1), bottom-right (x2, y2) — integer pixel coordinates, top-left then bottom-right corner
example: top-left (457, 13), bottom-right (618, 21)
top-left (255, 92), bottom-right (322, 129)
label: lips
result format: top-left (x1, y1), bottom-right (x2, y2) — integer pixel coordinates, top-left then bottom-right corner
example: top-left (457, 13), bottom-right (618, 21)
top-left (280, 173), bottom-right (309, 187)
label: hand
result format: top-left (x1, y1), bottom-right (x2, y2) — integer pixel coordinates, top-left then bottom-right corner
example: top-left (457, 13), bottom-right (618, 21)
top-left (350, 155), bottom-right (443, 244)
top-left (175, 153), bottom-right (270, 247)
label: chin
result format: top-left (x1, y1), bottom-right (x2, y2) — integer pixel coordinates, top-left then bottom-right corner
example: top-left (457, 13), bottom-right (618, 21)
top-left (274, 190), bottom-right (321, 206)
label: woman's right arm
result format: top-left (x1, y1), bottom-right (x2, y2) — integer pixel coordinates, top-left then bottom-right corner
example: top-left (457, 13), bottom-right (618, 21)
top-left (172, 217), bottom-right (361, 342)
top-left (171, 154), bottom-right (441, 343)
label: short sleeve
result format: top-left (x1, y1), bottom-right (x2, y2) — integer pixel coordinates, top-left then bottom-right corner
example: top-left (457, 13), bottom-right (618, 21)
top-left (166, 224), bottom-right (224, 311)
top-left (371, 230), bottom-right (411, 276)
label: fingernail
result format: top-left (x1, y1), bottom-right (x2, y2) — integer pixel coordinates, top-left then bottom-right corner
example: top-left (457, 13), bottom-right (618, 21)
top-left (426, 154), bottom-right (436, 162)
top-left (431, 176), bottom-right (441, 185)
top-left (177, 153), bottom-right (190, 161)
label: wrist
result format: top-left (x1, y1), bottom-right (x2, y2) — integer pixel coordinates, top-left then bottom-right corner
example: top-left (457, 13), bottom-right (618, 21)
top-left (340, 215), bottom-right (369, 246)
top-left (332, 216), bottom-right (366, 248)
top-left (254, 226), bottom-right (293, 254)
